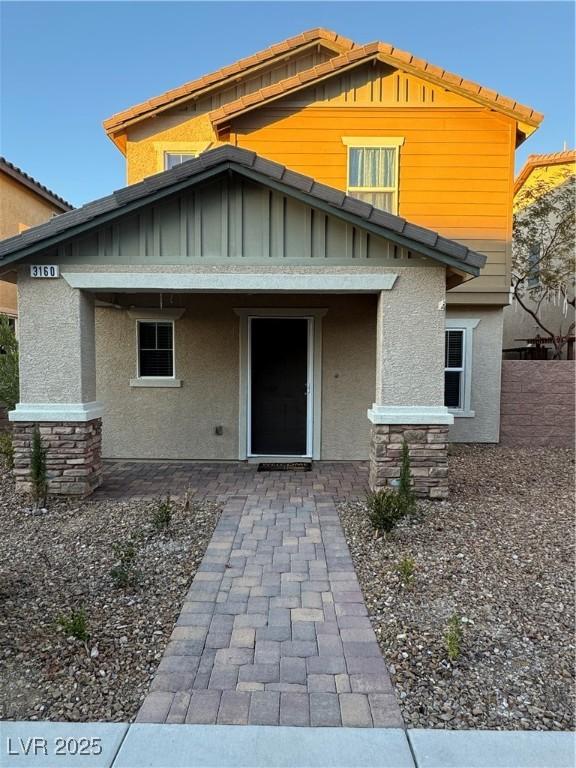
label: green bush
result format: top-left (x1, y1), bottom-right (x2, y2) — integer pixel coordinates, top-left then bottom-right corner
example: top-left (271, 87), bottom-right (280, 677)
top-left (0, 315), bottom-right (19, 412)
top-left (30, 425), bottom-right (48, 508)
top-left (0, 432), bottom-right (14, 469)
top-left (152, 494), bottom-right (172, 531)
top-left (367, 439), bottom-right (418, 534)
top-left (58, 607), bottom-right (89, 642)
top-left (398, 440), bottom-right (416, 514)
top-left (366, 489), bottom-right (408, 533)
top-left (110, 540), bottom-right (140, 589)
top-left (444, 613), bottom-right (463, 661)
top-left (397, 555), bottom-right (416, 588)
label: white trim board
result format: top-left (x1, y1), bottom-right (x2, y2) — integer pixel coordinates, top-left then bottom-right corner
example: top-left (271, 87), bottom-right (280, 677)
top-left (9, 402), bottom-right (104, 422)
top-left (367, 405), bottom-right (454, 425)
top-left (63, 272), bottom-right (398, 293)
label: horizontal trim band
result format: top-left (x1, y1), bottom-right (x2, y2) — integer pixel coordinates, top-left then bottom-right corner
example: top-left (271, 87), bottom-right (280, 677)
top-left (129, 378), bottom-right (182, 388)
top-left (367, 405), bottom-right (454, 425)
top-left (62, 272), bottom-right (398, 293)
top-left (9, 402), bottom-right (104, 423)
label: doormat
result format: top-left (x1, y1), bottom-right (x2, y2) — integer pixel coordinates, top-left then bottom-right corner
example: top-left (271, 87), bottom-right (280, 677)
top-left (257, 462), bottom-right (312, 472)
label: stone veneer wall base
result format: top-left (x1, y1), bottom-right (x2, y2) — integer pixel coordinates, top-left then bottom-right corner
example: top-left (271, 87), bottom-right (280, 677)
top-left (12, 418), bottom-right (103, 497)
top-left (369, 423), bottom-right (449, 499)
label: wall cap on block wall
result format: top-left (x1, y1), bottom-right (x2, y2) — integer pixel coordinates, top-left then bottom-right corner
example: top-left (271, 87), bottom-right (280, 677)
top-left (9, 402), bottom-right (104, 422)
top-left (367, 405), bottom-right (454, 425)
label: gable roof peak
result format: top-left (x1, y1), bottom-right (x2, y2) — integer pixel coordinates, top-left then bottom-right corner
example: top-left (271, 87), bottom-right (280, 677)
top-left (103, 27), bottom-right (356, 136)
top-left (210, 39), bottom-right (544, 138)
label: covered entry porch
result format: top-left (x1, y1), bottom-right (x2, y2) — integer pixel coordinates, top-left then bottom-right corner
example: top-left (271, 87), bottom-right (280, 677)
top-left (0, 145), bottom-right (487, 499)
top-left (10, 266), bottom-right (453, 498)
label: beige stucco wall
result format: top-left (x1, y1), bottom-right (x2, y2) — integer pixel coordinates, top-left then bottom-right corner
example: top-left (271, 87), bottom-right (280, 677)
top-left (17, 270), bottom-right (96, 403)
top-left (447, 305), bottom-right (503, 443)
top-left (376, 267), bottom-right (446, 407)
top-left (96, 293), bottom-right (377, 460)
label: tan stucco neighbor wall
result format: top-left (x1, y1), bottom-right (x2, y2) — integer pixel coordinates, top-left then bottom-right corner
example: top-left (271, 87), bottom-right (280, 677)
top-left (447, 305), bottom-right (503, 443)
top-left (95, 293), bottom-right (378, 461)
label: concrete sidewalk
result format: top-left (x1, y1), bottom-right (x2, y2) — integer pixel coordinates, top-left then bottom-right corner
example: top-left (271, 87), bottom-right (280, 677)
top-left (1, 722), bottom-right (574, 768)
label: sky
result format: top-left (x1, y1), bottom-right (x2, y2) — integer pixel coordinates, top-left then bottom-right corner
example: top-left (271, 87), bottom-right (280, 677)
top-left (1, 1), bottom-right (574, 207)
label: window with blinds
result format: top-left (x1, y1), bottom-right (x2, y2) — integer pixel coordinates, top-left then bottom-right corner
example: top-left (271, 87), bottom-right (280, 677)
top-left (138, 321), bottom-right (174, 377)
top-left (347, 146), bottom-right (399, 213)
top-left (445, 329), bottom-right (464, 409)
top-left (164, 152), bottom-right (197, 170)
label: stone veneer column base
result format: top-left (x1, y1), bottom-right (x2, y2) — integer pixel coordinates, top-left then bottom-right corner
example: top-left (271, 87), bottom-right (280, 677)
top-left (369, 423), bottom-right (449, 499)
top-left (12, 418), bottom-right (103, 497)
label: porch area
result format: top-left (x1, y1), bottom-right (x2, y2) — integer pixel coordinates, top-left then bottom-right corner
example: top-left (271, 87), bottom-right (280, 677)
top-left (10, 271), bottom-right (453, 500)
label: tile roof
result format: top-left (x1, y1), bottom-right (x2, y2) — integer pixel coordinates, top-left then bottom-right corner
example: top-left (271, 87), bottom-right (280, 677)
top-left (210, 41), bottom-right (544, 130)
top-left (0, 145), bottom-right (486, 275)
top-left (103, 28), bottom-right (355, 134)
top-left (514, 149), bottom-right (576, 194)
top-left (0, 157), bottom-right (73, 211)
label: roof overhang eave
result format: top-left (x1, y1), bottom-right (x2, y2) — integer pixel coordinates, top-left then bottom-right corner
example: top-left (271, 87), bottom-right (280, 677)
top-left (0, 160), bottom-right (483, 278)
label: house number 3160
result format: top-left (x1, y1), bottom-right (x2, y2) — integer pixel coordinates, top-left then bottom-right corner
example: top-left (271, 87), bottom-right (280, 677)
top-left (30, 265), bottom-right (59, 278)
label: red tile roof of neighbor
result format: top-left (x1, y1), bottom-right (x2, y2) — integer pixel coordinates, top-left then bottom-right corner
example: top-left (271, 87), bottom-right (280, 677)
top-left (103, 28), bottom-right (356, 133)
top-left (103, 29), bottom-right (543, 140)
top-left (514, 149), bottom-right (576, 194)
top-left (0, 157), bottom-right (73, 211)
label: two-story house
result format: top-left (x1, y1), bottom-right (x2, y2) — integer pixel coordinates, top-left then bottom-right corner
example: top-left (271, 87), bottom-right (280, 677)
top-left (0, 157), bottom-right (73, 321)
top-left (0, 29), bottom-right (542, 498)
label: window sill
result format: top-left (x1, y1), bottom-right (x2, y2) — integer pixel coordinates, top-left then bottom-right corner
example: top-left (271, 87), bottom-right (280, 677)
top-left (449, 408), bottom-right (475, 419)
top-left (130, 378), bottom-right (182, 388)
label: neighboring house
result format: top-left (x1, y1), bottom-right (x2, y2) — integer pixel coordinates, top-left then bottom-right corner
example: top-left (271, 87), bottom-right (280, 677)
top-left (0, 157), bottom-right (73, 320)
top-left (0, 28), bottom-right (543, 499)
top-left (503, 149), bottom-right (576, 358)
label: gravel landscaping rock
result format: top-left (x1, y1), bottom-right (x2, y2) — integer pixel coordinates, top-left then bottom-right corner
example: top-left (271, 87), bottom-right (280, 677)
top-left (0, 467), bottom-right (220, 722)
top-left (339, 445), bottom-right (575, 731)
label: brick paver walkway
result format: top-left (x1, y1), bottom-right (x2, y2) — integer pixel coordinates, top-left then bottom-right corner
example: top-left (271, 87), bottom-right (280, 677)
top-left (97, 462), bottom-right (402, 728)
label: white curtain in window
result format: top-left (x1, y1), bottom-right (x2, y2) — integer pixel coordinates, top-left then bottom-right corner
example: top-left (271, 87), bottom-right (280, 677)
top-left (349, 148), bottom-right (396, 188)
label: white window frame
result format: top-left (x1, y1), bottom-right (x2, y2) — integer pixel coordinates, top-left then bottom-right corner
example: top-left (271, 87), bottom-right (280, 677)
top-left (153, 141), bottom-right (213, 173)
top-left (342, 136), bottom-right (404, 215)
top-left (445, 318), bottom-right (479, 418)
top-left (128, 308), bottom-right (184, 388)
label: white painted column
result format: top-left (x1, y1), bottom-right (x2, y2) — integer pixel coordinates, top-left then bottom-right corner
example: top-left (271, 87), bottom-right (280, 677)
top-left (368, 266), bottom-right (453, 425)
top-left (10, 269), bottom-right (102, 421)
top-left (368, 265), bottom-right (453, 499)
top-left (10, 268), bottom-right (103, 497)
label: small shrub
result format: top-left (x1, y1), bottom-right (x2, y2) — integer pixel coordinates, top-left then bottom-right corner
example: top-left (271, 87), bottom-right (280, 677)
top-left (444, 613), bottom-right (463, 661)
top-left (110, 540), bottom-right (140, 589)
top-left (398, 440), bottom-right (417, 514)
top-left (366, 489), bottom-right (408, 533)
top-left (0, 432), bottom-right (14, 469)
top-left (152, 494), bottom-right (172, 531)
top-left (30, 425), bottom-right (48, 508)
top-left (397, 555), bottom-right (416, 588)
top-left (0, 314), bottom-right (19, 411)
top-left (58, 607), bottom-right (89, 642)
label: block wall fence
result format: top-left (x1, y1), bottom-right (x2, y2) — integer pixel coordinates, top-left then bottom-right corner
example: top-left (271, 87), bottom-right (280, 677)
top-left (500, 361), bottom-right (575, 447)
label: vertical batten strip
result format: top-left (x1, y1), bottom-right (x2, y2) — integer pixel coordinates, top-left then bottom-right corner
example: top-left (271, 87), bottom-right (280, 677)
top-left (179, 196), bottom-right (188, 258)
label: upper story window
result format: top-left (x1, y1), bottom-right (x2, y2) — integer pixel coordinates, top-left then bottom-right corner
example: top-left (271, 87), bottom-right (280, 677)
top-left (343, 137), bottom-right (404, 214)
top-left (153, 141), bottom-right (212, 174)
top-left (164, 152), bottom-right (197, 170)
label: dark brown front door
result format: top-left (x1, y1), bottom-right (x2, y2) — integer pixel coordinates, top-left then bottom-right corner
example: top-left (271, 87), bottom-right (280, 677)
top-left (250, 318), bottom-right (308, 455)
